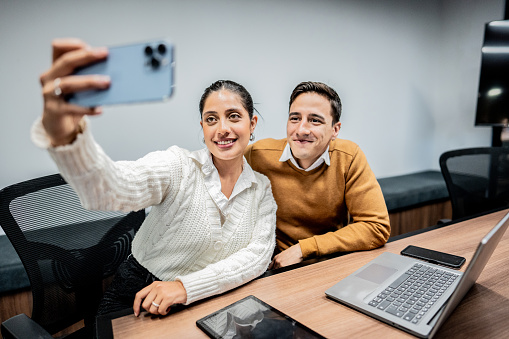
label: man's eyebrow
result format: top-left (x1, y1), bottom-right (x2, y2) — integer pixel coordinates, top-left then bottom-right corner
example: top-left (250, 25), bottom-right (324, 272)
top-left (308, 113), bottom-right (325, 120)
top-left (289, 112), bottom-right (325, 120)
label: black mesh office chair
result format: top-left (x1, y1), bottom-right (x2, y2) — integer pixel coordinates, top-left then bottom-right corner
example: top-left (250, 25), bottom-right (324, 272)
top-left (439, 147), bottom-right (509, 220)
top-left (0, 174), bottom-right (144, 338)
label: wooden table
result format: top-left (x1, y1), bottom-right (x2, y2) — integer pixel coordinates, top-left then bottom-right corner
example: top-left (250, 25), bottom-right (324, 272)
top-left (97, 209), bottom-right (509, 338)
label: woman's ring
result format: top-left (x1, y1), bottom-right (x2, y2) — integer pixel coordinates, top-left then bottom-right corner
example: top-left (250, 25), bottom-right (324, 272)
top-left (151, 301), bottom-right (160, 308)
top-left (53, 78), bottom-right (62, 97)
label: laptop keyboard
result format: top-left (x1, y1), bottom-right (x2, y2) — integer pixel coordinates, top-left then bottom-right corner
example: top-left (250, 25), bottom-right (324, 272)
top-left (368, 262), bottom-right (459, 324)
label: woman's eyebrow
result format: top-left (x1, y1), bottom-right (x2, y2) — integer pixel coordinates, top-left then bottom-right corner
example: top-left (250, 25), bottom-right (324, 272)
top-left (225, 108), bottom-right (243, 114)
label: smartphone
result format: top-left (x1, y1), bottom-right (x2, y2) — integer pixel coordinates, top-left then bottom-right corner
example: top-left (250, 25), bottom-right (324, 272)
top-left (400, 245), bottom-right (466, 269)
top-left (66, 39), bottom-right (175, 107)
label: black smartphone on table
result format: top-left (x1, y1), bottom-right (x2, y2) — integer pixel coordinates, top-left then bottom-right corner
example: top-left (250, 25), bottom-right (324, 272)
top-left (400, 245), bottom-right (466, 269)
top-left (66, 39), bottom-right (175, 107)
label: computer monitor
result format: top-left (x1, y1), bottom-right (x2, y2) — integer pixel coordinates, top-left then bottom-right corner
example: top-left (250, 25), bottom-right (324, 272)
top-left (475, 20), bottom-right (509, 127)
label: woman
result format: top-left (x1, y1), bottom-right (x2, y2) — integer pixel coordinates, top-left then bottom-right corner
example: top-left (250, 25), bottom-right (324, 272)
top-left (32, 39), bottom-right (277, 317)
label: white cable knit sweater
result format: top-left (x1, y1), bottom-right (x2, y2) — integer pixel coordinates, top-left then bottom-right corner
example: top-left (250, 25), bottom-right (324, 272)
top-left (31, 118), bottom-right (277, 305)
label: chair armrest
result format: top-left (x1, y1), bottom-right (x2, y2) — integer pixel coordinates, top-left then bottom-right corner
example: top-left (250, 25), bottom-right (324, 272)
top-left (1, 314), bottom-right (53, 339)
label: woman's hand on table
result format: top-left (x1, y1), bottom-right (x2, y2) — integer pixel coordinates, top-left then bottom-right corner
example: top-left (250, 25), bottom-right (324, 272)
top-left (133, 280), bottom-right (188, 317)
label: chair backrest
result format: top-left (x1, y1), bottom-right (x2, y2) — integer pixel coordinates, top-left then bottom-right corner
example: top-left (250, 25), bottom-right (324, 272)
top-left (439, 147), bottom-right (509, 220)
top-left (0, 174), bottom-right (144, 336)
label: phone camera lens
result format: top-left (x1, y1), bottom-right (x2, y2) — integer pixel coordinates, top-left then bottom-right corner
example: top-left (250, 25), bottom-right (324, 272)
top-left (157, 43), bottom-right (167, 55)
top-left (151, 56), bottom-right (160, 68)
top-left (144, 46), bottom-right (153, 56)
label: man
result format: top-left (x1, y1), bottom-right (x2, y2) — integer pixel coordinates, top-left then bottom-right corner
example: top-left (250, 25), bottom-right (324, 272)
top-left (245, 81), bottom-right (390, 269)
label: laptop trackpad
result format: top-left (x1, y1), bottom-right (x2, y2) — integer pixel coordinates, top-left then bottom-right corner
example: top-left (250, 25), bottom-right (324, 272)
top-left (326, 263), bottom-right (399, 302)
top-left (356, 263), bottom-right (398, 284)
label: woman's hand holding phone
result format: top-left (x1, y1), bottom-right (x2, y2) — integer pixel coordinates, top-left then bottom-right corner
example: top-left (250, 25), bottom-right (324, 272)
top-left (39, 38), bottom-right (110, 146)
top-left (39, 38), bottom-right (175, 146)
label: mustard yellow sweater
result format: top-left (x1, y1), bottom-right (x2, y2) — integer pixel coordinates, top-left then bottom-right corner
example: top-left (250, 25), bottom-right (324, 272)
top-left (245, 138), bottom-right (390, 259)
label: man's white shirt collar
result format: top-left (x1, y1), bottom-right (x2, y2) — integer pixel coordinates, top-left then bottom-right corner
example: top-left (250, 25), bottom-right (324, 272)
top-left (279, 143), bottom-right (330, 171)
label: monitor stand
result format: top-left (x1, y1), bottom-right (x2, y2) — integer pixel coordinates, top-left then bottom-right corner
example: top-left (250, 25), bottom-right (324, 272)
top-left (492, 126), bottom-right (503, 147)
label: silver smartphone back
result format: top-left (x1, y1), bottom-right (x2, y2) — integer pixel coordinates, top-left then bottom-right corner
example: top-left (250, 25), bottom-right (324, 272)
top-left (67, 39), bottom-right (175, 107)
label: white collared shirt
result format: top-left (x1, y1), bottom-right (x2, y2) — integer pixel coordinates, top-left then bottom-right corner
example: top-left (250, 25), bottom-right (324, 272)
top-left (279, 143), bottom-right (330, 171)
top-left (189, 149), bottom-right (257, 221)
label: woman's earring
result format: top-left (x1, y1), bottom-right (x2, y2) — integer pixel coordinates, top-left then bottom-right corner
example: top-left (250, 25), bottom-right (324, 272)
top-left (202, 138), bottom-right (205, 143)
top-left (250, 133), bottom-right (255, 142)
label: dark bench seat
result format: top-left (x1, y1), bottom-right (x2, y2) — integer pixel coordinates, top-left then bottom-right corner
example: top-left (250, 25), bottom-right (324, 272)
top-left (378, 170), bottom-right (449, 212)
top-left (0, 235), bottom-right (30, 294)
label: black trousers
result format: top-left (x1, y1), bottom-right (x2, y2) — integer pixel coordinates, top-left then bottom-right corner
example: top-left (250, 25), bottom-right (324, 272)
top-left (96, 254), bottom-right (158, 316)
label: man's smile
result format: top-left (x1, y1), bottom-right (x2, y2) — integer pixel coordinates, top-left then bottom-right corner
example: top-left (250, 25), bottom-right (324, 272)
top-left (293, 138), bottom-right (314, 144)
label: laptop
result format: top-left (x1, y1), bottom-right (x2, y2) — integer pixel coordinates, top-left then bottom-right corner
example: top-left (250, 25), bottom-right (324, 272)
top-left (325, 211), bottom-right (509, 338)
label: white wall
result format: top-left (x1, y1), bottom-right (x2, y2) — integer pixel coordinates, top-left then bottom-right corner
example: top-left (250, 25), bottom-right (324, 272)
top-left (0, 0), bottom-right (505, 192)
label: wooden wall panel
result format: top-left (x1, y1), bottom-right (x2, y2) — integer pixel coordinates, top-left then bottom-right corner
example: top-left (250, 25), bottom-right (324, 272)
top-left (389, 200), bottom-right (452, 236)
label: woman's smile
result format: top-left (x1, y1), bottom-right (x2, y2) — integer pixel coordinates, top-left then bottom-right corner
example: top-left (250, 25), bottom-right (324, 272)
top-left (215, 139), bottom-right (237, 147)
